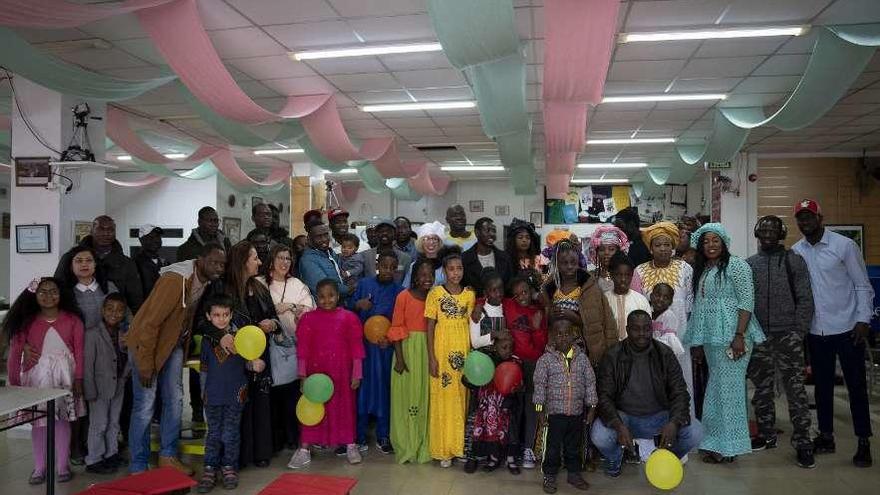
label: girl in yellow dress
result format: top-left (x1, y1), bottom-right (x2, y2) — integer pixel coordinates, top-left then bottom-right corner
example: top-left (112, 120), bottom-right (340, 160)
top-left (425, 253), bottom-right (475, 467)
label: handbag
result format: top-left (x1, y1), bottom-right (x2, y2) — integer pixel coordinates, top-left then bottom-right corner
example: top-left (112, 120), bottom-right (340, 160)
top-left (269, 334), bottom-right (298, 386)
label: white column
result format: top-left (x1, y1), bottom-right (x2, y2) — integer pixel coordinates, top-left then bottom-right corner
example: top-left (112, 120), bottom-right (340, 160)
top-left (718, 153), bottom-right (759, 258)
top-left (9, 78), bottom-right (107, 294)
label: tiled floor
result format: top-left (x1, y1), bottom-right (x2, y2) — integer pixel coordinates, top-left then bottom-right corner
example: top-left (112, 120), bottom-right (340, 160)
top-left (1, 389), bottom-right (878, 495)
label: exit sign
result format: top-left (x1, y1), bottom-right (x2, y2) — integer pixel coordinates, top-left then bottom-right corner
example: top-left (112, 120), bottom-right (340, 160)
top-left (705, 161), bottom-right (732, 169)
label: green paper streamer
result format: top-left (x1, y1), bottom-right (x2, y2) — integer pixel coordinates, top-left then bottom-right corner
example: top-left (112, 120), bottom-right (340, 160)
top-left (677, 110), bottom-right (750, 165)
top-left (387, 178), bottom-right (422, 201)
top-left (357, 164), bottom-right (387, 194)
top-left (0, 28), bottom-right (175, 101)
top-left (647, 167), bottom-right (672, 185)
top-left (464, 53), bottom-right (529, 137)
top-left (427, 0), bottom-right (520, 68)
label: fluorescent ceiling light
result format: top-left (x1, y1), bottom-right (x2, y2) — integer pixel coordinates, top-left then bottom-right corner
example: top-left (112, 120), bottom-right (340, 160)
top-left (292, 42), bottom-right (443, 61)
top-left (620, 25), bottom-right (808, 43)
top-left (115, 154), bottom-right (187, 161)
top-left (587, 138), bottom-right (676, 145)
top-left (361, 101), bottom-right (476, 112)
top-left (329, 168), bottom-right (358, 174)
top-left (602, 93), bottom-right (726, 103)
top-left (115, 155), bottom-right (132, 161)
top-left (578, 163), bottom-right (648, 169)
top-left (571, 178), bottom-right (630, 184)
top-left (253, 148), bottom-right (305, 155)
top-left (441, 166), bottom-right (505, 171)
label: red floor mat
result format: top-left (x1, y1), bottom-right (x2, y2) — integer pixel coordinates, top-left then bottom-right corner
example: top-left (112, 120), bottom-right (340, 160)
top-left (257, 473), bottom-right (358, 495)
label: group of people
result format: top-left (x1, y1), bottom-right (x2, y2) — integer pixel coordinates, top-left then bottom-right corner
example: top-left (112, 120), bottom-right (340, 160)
top-left (2, 197), bottom-right (875, 494)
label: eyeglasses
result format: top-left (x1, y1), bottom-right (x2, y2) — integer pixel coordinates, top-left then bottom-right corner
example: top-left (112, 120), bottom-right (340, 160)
top-left (37, 289), bottom-right (60, 296)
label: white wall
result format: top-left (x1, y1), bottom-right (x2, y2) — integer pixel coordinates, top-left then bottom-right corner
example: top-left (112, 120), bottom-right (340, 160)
top-left (107, 174), bottom-right (218, 255)
top-left (215, 177), bottom-right (290, 243)
top-left (718, 154), bottom-right (759, 258)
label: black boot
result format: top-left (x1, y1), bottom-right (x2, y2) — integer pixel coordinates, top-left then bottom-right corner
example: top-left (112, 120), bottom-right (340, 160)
top-left (853, 438), bottom-right (872, 468)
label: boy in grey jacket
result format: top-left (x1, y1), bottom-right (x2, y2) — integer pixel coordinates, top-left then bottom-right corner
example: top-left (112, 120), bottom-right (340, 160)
top-left (83, 293), bottom-right (129, 474)
top-left (745, 215), bottom-right (815, 468)
top-left (533, 319), bottom-right (596, 493)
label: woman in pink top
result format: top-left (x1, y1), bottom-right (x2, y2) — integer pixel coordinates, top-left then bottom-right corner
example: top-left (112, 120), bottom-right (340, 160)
top-left (3, 277), bottom-right (85, 485)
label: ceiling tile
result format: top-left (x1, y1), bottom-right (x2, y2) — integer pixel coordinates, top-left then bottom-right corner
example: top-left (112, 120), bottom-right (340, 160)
top-left (608, 60), bottom-right (687, 81)
top-left (603, 80), bottom-right (672, 95)
top-left (102, 66), bottom-right (175, 79)
top-left (349, 14), bottom-right (436, 43)
top-left (721, 93), bottom-right (787, 107)
top-left (408, 87), bottom-right (473, 101)
top-left (327, 73), bottom-right (402, 91)
top-left (197, 0), bottom-right (253, 29)
top-left (693, 38), bottom-right (786, 58)
top-left (16, 28), bottom-right (88, 44)
top-left (114, 38), bottom-right (167, 65)
top-left (347, 90), bottom-right (413, 104)
top-left (614, 40), bottom-right (699, 61)
top-left (426, 106), bottom-right (480, 117)
top-left (265, 21), bottom-right (359, 50)
top-left (625, 0), bottom-right (729, 30)
top-left (733, 75), bottom-right (800, 94)
top-left (816, 0), bottom-right (880, 24)
top-left (394, 68), bottom-right (467, 88)
top-left (515, 7), bottom-right (534, 39)
top-left (443, 126), bottom-right (488, 137)
top-left (776, 31), bottom-right (818, 55)
top-left (261, 76), bottom-right (335, 95)
top-left (239, 81), bottom-right (280, 99)
top-left (326, 0), bottom-right (426, 17)
top-left (395, 127), bottom-right (447, 138)
top-left (208, 28), bottom-right (286, 58)
top-left (230, 55), bottom-right (317, 80)
top-left (58, 48), bottom-right (150, 70)
top-left (679, 56), bottom-right (765, 79)
top-left (226, 0), bottom-right (338, 24)
top-left (80, 14), bottom-right (145, 41)
top-left (430, 115), bottom-right (483, 127)
top-left (719, 0), bottom-right (829, 24)
top-left (343, 118), bottom-right (388, 130)
top-left (379, 51), bottom-right (453, 71)
top-left (841, 89), bottom-right (880, 105)
top-left (752, 54), bottom-right (810, 77)
top-left (378, 117), bottom-right (437, 128)
top-left (669, 77), bottom-right (742, 92)
top-left (307, 57), bottom-right (386, 75)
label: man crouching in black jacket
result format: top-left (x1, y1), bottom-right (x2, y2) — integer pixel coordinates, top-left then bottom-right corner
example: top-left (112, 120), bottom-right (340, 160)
top-left (590, 310), bottom-right (702, 478)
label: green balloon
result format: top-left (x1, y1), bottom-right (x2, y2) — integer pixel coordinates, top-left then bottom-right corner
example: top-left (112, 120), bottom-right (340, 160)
top-left (303, 373), bottom-right (334, 404)
top-left (464, 351), bottom-right (495, 386)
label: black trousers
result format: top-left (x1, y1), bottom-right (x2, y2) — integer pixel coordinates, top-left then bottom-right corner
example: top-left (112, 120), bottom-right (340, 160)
top-left (270, 381), bottom-right (300, 451)
top-left (543, 414), bottom-right (583, 476)
top-left (240, 384), bottom-right (273, 466)
top-left (808, 331), bottom-right (873, 438)
top-left (189, 368), bottom-right (204, 422)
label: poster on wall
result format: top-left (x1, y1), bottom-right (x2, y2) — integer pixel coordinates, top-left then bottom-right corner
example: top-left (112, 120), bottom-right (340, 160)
top-left (14, 157), bottom-right (51, 187)
top-left (16, 224), bottom-right (51, 253)
top-left (73, 220), bottom-right (92, 244)
top-left (1, 212), bottom-right (9, 239)
top-left (223, 217), bottom-right (241, 244)
top-left (545, 185), bottom-right (622, 224)
top-left (826, 224), bottom-right (865, 259)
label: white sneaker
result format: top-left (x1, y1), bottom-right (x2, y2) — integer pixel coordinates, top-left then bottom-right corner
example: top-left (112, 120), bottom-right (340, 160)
top-left (522, 448), bottom-right (537, 469)
top-left (439, 459), bottom-right (453, 468)
top-left (287, 448), bottom-right (311, 469)
top-left (346, 444), bottom-right (363, 464)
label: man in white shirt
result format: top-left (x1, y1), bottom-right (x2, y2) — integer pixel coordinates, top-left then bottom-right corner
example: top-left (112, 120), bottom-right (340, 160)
top-left (792, 199), bottom-right (874, 468)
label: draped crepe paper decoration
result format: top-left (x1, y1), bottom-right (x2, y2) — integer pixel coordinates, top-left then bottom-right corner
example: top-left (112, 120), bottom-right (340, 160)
top-left (542, 0), bottom-right (620, 199)
top-left (428, 0), bottom-right (536, 195)
top-left (673, 25), bottom-right (880, 175)
top-left (0, 28), bottom-right (175, 101)
top-left (0, 0), bottom-right (173, 29)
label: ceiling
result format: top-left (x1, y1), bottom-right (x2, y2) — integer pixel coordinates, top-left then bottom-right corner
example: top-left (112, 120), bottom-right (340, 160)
top-left (4, 0), bottom-right (880, 184)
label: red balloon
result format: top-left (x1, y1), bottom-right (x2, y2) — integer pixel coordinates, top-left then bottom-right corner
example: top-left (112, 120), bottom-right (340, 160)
top-left (493, 361), bottom-right (523, 395)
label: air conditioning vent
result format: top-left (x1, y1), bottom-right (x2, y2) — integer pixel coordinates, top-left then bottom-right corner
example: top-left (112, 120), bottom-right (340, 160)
top-left (414, 145), bottom-right (458, 152)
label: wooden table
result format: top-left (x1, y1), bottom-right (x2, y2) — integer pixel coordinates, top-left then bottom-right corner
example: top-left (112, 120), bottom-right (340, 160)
top-left (0, 386), bottom-right (72, 495)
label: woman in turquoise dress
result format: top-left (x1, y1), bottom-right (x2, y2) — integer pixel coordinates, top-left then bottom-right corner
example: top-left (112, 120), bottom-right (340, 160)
top-left (683, 223), bottom-right (765, 463)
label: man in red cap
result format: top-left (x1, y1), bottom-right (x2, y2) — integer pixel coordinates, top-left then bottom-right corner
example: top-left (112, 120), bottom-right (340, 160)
top-left (792, 198), bottom-right (874, 468)
top-left (327, 207), bottom-right (351, 254)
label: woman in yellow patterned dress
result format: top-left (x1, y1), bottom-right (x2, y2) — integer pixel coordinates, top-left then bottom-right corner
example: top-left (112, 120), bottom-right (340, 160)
top-left (425, 253), bottom-right (475, 467)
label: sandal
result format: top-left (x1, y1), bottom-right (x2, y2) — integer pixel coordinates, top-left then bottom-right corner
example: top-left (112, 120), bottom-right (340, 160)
top-left (198, 466), bottom-right (217, 493)
top-left (701, 451), bottom-right (736, 464)
top-left (507, 462), bottom-right (521, 475)
top-left (57, 471), bottom-right (74, 483)
top-left (28, 471), bottom-right (46, 485)
top-left (221, 466), bottom-right (239, 490)
top-left (482, 456), bottom-right (500, 472)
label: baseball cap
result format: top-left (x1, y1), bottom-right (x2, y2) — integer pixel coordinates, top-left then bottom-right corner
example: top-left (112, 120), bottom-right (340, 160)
top-left (794, 199), bottom-right (821, 216)
top-left (302, 209), bottom-right (322, 225)
top-left (138, 224), bottom-right (163, 238)
top-left (328, 208), bottom-right (349, 222)
top-left (374, 218), bottom-right (395, 230)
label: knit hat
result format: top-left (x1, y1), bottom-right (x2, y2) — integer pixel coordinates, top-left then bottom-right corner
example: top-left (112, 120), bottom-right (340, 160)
top-left (690, 222), bottom-right (731, 249)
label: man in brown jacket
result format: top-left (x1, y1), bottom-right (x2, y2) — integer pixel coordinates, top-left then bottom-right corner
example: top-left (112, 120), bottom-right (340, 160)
top-left (126, 242), bottom-right (226, 475)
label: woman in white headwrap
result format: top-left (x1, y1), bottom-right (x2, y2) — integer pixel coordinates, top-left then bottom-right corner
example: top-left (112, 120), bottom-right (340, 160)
top-left (402, 221), bottom-right (448, 287)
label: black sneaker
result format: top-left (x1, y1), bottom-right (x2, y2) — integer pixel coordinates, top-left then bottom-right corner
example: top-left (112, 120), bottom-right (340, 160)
top-left (542, 475), bottom-right (558, 494)
top-left (812, 433), bottom-right (836, 454)
top-left (566, 472), bottom-right (590, 491)
top-left (604, 460), bottom-right (622, 478)
top-left (796, 448), bottom-right (816, 469)
top-left (85, 460), bottom-right (116, 475)
top-left (104, 453), bottom-right (128, 468)
top-left (335, 445), bottom-right (347, 457)
top-left (751, 436), bottom-right (778, 451)
top-left (853, 438), bottom-right (872, 468)
top-left (623, 446), bottom-right (640, 464)
top-left (377, 438), bottom-right (394, 455)
top-left (464, 458), bottom-right (478, 474)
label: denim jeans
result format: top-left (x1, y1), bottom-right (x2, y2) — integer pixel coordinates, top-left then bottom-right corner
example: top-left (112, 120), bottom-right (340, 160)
top-left (590, 410), bottom-right (703, 470)
top-left (128, 347), bottom-right (184, 473)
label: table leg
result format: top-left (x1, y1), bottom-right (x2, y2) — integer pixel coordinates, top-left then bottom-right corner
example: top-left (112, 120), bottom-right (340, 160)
top-left (46, 399), bottom-right (54, 495)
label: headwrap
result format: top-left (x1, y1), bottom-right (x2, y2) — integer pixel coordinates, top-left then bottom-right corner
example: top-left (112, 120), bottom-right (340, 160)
top-left (416, 221), bottom-right (446, 241)
top-left (545, 229), bottom-right (571, 248)
top-left (690, 222), bottom-right (731, 249)
top-left (508, 218), bottom-right (540, 251)
top-left (587, 225), bottom-right (630, 265)
top-left (641, 221), bottom-right (680, 249)
top-left (541, 231), bottom-right (588, 269)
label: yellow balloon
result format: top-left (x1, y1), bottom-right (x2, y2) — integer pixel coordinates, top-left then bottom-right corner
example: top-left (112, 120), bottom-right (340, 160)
top-left (645, 448), bottom-right (683, 490)
top-left (234, 325), bottom-right (267, 361)
top-left (296, 397), bottom-right (325, 426)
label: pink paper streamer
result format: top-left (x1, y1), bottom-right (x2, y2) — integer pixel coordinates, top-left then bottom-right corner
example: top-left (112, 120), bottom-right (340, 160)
top-left (136, 0), bottom-right (414, 180)
top-left (105, 175), bottom-right (167, 187)
top-left (0, 115), bottom-right (11, 130)
top-left (0, 0), bottom-right (173, 29)
top-left (107, 106), bottom-right (221, 165)
top-left (542, 0), bottom-right (620, 197)
top-left (211, 149), bottom-right (290, 188)
top-left (407, 166), bottom-right (451, 196)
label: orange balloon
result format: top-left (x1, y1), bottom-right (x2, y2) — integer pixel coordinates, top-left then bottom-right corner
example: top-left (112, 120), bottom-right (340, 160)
top-left (364, 315), bottom-right (391, 344)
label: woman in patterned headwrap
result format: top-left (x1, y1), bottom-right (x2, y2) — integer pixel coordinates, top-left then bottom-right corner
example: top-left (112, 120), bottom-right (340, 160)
top-left (635, 222), bottom-right (694, 329)
top-left (586, 225), bottom-right (630, 293)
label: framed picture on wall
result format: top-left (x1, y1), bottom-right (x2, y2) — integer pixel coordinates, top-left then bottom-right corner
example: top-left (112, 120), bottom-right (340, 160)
top-left (530, 211), bottom-right (543, 228)
top-left (469, 200), bottom-right (484, 213)
top-left (16, 224), bottom-right (51, 253)
top-left (73, 220), bottom-right (92, 244)
top-left (1, 212), bottom-right (10, 239)
top-left (494, 205), bottom-right (510, 216)
top-left (223, 217), bottom-right (241, 244)
top-left (826, 224), bottom-right (865, 259)
top-left (14, 157), bottom-right (51, 187)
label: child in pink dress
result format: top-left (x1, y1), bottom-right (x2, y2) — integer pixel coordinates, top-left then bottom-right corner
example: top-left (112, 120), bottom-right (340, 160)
top-left (288, 279), bottom-right (365, 468)
top-left (3, 277), bottom-right (85, 485)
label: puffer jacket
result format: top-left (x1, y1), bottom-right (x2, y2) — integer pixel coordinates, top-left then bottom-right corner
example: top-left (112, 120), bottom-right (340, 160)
top-left (532, 345), bottom-right (597, 416)
top-left (746, 247), bottom-right (814, 334)
top-left (597, 339), bottom-right (691, 428)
